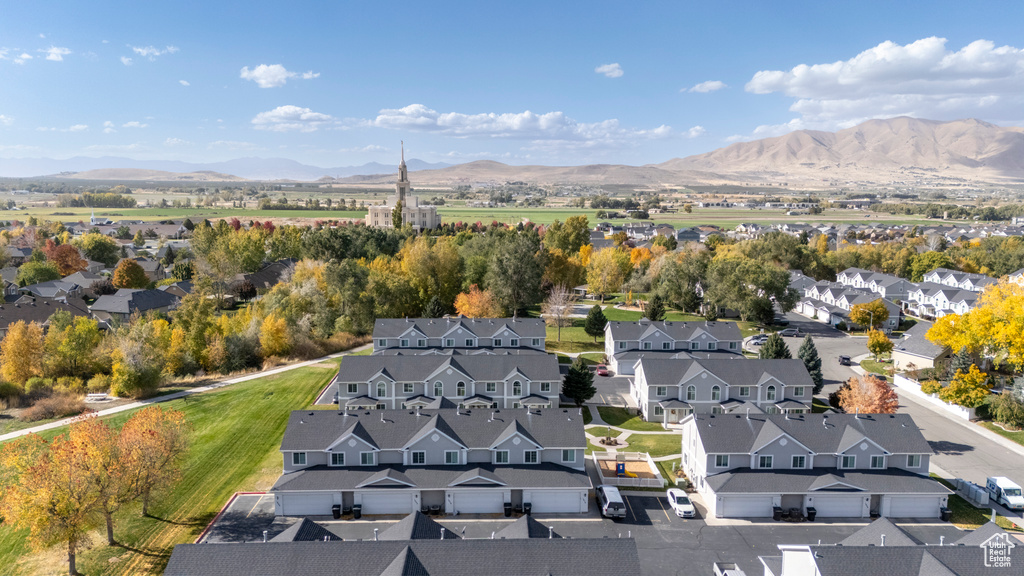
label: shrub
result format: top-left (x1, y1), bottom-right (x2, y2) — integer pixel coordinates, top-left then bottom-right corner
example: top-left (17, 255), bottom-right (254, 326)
top-left (0, 379), bottom-right (22, 400)
top-left (321, 332), bottom-right (369, 354)
top-left (920, 380), bottom-right (943, 395)
top-left (836, 321), bottom-right (848, 331)
top-left (17, 393), bottom-right (85, 422)
top-left (290, 336), bottom-right (325, 360)
top-left (24, 377), bottom-right (53, 397)
top-left (54, 376), bottom-right (86, 395)
top-left (87, 373), bottom-right (111, 393)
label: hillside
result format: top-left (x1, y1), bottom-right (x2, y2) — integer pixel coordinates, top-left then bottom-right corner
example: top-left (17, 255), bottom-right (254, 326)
top-left (65, 168), bottom-right (247, 182)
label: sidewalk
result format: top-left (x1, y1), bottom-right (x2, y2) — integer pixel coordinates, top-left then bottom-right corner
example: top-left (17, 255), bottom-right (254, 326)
top-left (583, 404), bottom-right (682, 460)
top-left (0, 343), bottom-right (369, 443)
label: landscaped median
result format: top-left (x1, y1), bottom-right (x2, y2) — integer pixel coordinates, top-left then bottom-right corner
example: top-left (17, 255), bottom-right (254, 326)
top-left (596, 406), bottom-right (668, 432)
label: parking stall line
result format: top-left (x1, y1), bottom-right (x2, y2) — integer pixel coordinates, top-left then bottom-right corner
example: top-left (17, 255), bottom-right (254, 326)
top-left (655, 496), bottom-right (671, 522)
top-left (245, 494), bottom-right (269, 518)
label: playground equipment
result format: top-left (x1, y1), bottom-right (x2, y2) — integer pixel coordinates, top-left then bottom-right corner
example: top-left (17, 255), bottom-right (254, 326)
top-left (615, 462), bottom-right (638, 478)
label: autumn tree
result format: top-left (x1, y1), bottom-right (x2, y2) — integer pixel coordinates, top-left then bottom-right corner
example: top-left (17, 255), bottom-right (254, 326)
top-left (119, 406), bottom-right (191, 516)
top-left (454, 284), bottom-right (503, 318)
top-left (486, 234), bottom-right (544, 315)
top-left (259, 313), bottom-right (292, 357)
top-left (849, 299), bottom-right (888, 330)
top-left (939, 365), bottom-right (991, 408)
top-left (837, 375), bottom-right (899, 414)
top-left (543, 215), bottom-right (590, 254)
top-left (400, 236), bottom-right (463, 310)
top-left (586, 248), bottom-right (627, 302)
top-left (927, 279), bottom-right (1024, 371)
top-left (15, 260), bottom-right (61, 286)
top-left (132, 230), bottom-right (145, 248)
top-left (48, 244), bottom-right (88, 276)
top-left (541, 284), bottom-right (577, 341)
top-left (0, 320), bottom-right (45, 387)
top-left (562, 357), bottom-right (597, 407)
top-left (74, 418), bottom-right (135, 545)
top-left (542, 248), bottom-right (586, 290)
top-left (44, 312), bottom-right (102, 378)
top-left (112, 258), bottom-right (149, 289)
top-left (866, 329), bottom-right (894, 361)
top-left (73, 232), bottom-right (120, 267)
top-left (759, 333), bottom-right (791, 359)
top-left (797, 335), bottom-right (824, 394)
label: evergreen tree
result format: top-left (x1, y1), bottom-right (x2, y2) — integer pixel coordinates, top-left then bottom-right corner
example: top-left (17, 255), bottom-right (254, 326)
top-left (562, 357), bottom-right (597, 407)
top-left (424, 295), bottom-right (445, 318)
top-left (644, 294), bottom-right (666, 321)
top-left (759, 333), bottom-right (791, 359)
top-left (392, 200), bottom-right (404, 229)
top-left (583, 305), bottom-right (607, 342)
top-left (798, 335), bottom-right (824, 394)
top-left (949, 346), bottom-right (973, 378)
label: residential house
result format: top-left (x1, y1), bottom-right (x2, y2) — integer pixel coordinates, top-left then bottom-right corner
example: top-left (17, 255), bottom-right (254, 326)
top-left (158, 280), bottom-right (194, 299)
top-left (89, 288), bottom-right (180, 324)
top-left (330, 354), bottom-right (562, 410)
top-left (122, 257), bottom-right (166, 282)
top-left (923, 267), bottom-right (997, 292)
top-left (797, 281), bottom-right (901, 329)
top-left (235, 258), bottom-right (298, 292)
top-left (372, 317), bottom-right (546, 353)
top-left (603, 320), bottom-right (743, 375)
top-left (675, 227), bottom-right (701, 243)
top-left (892, 321), bottom-right (950, 371)
top-left (61, 271), bottom-right (105, 296)
top-left (0, 296), bottom-right (90, 337)
top-left (270, 406), bottom-right (591, 516)
top-left (681, 412), bottom-right (950, 519)
top-left (19, 279), bottom-right (82, 300)
top-left (633, 358), bottom-right (815, 423)
top-left (5, 246), bottom-right (33, 265)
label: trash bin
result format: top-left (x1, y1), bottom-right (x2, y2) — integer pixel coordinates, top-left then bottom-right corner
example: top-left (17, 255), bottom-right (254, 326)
top-left (332, 504), bottom-right (341, 519)
top-left (806, 507), bottom-right (817, 522)
top-left (504, 503), bottom-right (512, 518)
top-left (772, 506), bottom-right (783, 521)
top-left (352, 504), bottom-right (362, 520)
top-left (523, 502), bottom-right (532, 516)
top-left (939, 507), bottom-right (951, 522)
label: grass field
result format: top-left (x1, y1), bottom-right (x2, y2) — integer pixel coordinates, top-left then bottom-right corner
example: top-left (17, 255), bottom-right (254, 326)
top-left (624, 434), bottom-right (682, 458)
top-left (931, 475), bottom-right (1023, 531)
top-left (978, 422), bottom-right (1024, 448)
top-left (596, 406), bottom-right (666, 432)
top-left (860, 358), bottom-right (893, 376)
top-left (0, 360), bottom-right (339, 576)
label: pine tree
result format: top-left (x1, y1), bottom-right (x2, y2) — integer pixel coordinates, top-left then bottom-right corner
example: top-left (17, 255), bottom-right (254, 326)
top-left (644, 294), bottom-right (666, 321)
top-left (798, 335), bottom-right (824, 394)
top-left (424, 295), bottom-right (445, 318)
top-left (392, 200), bottom-right (404, 229)
top-left (759, 333), bottom-right (791, 359)
top-left (950, 346), bottom-right (973, 378)
top-left (562, 357), bottom-right (596, 407)
top-left (583, 305), bottom-right (607, 342)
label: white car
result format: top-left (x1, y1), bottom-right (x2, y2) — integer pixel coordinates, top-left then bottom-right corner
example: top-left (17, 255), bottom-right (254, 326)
top-left (666, 488), bottom-right (695, 518)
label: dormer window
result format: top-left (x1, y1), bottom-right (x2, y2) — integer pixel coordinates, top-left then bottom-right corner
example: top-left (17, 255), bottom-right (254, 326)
top-left (292, 452), bottom-right (306, 466)
top-left (708, 342), bottom-right (717, 350)
top-left (466, 338), bottom-right (474, 347)
top-left (690, 342), bottom-right (699, 350)
top-left (494, 450), bottom-right (509, 464)
top-left (377, 339), bottom-right (386, 348)
top-left (532, 338), bottom-right (541, 346)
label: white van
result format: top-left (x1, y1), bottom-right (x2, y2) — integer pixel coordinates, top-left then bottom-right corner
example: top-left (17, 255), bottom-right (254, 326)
top-left (986, 476), bottom-right (1024, 510)
top-left (596, 485), bottom-right (626, 519)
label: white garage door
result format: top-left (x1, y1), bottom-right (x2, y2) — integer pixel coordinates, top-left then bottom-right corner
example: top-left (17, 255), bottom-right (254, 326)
top-left (888, 496), bottom-right (940, 518)
top-left (453, 491), bottom-right (504, 514)
top-left (282, 492), bottom-right (334, 516)
top-left (813, 495), bottom-right (864, 518)
top-left (529, 490), bottom-right (582, 513)
top-left (360, 492), bottom-right (414, 515)
top-left (720, 495), bottom-right (774, 518)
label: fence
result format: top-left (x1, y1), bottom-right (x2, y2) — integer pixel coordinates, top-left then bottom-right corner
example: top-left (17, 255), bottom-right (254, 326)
top-left (893, 374), bottom-right (976, 420)
top-left (591, 451), bottom-right (666, 488)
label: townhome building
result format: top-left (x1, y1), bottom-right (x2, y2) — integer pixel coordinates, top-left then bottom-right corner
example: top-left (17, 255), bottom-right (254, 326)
top-left (603, 319), bottom-right (743, 375)
top-left (329, 354), bottom-right (562, 410)
top-left (681, 412), bottom-right (950, 519)
top-left (836, 268), bottom-right (915, 303)
top-left (372, 318), bottom-right (546, 353)
top-left (270, 406), bottom-right (591, 517)
top-left (923, 267), bottom-right (997, 292)
top-left (796, 281), bottom-right (901, 330)
top-left (632, 358), bottom-right (815, 424)
top-left (905, 283), bottom-right (970, 319)
top-left (892, 320), bottom-right (950, 371)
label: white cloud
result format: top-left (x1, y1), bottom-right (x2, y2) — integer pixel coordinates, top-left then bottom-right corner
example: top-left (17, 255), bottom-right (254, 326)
top-left (252, 105), bottom-right (335, 132)
top-left (68, 124), bottom-right (88, 132)
top-left (84, 142), bottom-right (147, 153)
top-left (128, 45), bottom-right (178, 60)
top-left (687, 80), bottom-right (726, 93)
top-left (686, 126), bottom-right (707, 138)
top-left (41, 46), bottom-right (71, 61)
top-left (179, 79), bottom-right (189, 86)
top-left (240, 64), bottom-right (320, 88)
top-left (164, 137), bottom-right (191, 146)
top-left (595, 63), bottom-right (624, 78)
top-left (0, 115), bottom-right (12, 126)
top-left (38, 124), bottom-right (88, 132)
top-left (121, 56), bottom-right (133, 66)
top-left (103, 121), bottom-right (116, 134)
top-left (122, 121), bottom-right (148, 128)
top-left (745, 37), bottom-right (1024, 127)
top-left (16, 53), bottom-right (32, 64)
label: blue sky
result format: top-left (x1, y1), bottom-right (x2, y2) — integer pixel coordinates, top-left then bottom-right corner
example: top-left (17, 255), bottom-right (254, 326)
top-left (1, 1), bottom-right (1022, 167)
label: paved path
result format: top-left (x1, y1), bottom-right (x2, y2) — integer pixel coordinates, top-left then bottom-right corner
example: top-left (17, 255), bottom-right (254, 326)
top-left (0, 344), bottom-right (369, 442)
top-left (582, 405), bottom-right (683, 460)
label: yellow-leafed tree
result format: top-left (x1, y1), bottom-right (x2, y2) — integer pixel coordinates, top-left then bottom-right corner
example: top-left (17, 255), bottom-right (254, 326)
top-left (454, 284), bottom-right (503, 318)
top-left (260, 313), bottom-right (292, 357)
top-left (938, 365), bottom-right (992, 408)
top-left (0, 320), bottom-right (45, 387)
top-left (927, 279), bottom-right (1024, 370)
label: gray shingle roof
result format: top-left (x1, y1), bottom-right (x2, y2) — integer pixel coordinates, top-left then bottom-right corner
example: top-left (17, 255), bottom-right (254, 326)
top-left (705, 467), bottom-right (950, 495)
top-left (272, 463), bottom-right (591, 492)
top-left (165, 538), bottom-right (641, 576)
top-left (493, 515), bottom-right (561, 539)
top-left (637, 358), bottom-right (814, 388)
top-left (692, 412), bottom-right (933, 455)
top-left (839, 517), bottom-right (922, 546)
top-left (90, 288), bottom-right (179, 314)
top-left (373, 348), bottom-right (548, 356)
top-left (373, 317), bottom-right (546, 340)
top-left (269, 518), bottom-right (340, 542)
top-left (379, 513), bottom-right (459, 541)
top-left (20, 280), bottom-right (81, 298)
top-left (281, 408), bottom-right (584, 452)
top-left (952, 521), bottom-right (1007, 546)
top-left (895, 321), bottom-right (947, 361)
top-left (335, 355), bottom-right (562, 384)
top-left (806, 544), bottom-right (1020, 576)
top-left (606, 319), bottom-right (742, 342)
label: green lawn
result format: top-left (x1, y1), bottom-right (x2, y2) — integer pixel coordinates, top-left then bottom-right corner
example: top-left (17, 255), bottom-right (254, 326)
top-left (581, 405), bottom-right (593, 425)
top-left (622, 434), bottom-right (682, 458)
top-left (586, 426), bottom-right (622, 439)
top-left (577, 353), bottom-right (606, 366)
top-left (585, 439), bottom-right (603, 456)
top-left (978, 422), bottom-right (1024, 448)
top-left (812, 398), bottom-right (832, 413)
top-left (0, 362), bottom-right (338, 576)
top-left (596, 406), bottom-right (666, 432)
top-left (860, 358), bottom-right (892, 375)
top-left (656, 458), bottom-right (683, 486)
top-left (544, 322), bottom-right (603, 353)
top-left (931, 475), bottom-right (1023, 531)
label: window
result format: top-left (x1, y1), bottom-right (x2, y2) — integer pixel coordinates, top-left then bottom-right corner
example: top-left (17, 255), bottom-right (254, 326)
top-left (377, 382), bottom-right (387, 397)
top-left (758, 455), bottom-right (773, 469)
top-left (618, 342), bottom-right (626, 349)
top-left (653, 406), bottom-right (664, 416)
top-left (643, 341), bottom-right (652, 350)
top-left (360, 452), bottom-right (375, 466)
top-left (870, 455), bottom-right (885, 469)
top-left (512, 402), bottom-right (520, 409)
top-left (715, 455), bottom-right (729, 468)
top-left (494, 339), bottom-right (502, 347)
top-left (662, 342), bottom-right (672, 350)
top-left (655, 386), bottom-right (667, 397)
top-left (532, 338), bottom-right (541, 346)
top-left (791, 455), bottom-right (806, 469)
top-left (513, 382), bottom-right (521, 395)
top-left (510, 338), bottom-right (519, 347)
top-left (410, 451), bottom-right (425, 465)
top-left (434, 382), bottom-right (443, 397)
top-left (400, 339), bottom-right (409, 348)
top-left (445, 338), bottom-right (454, 347)
top-left (403, 383), bottom-right (414, 394)
top-left (540, 382), bottom-right (551, 393)
top-left (907, 454), bottom-right (921, 468)
top-left (524, 450), bottom-right (538, 464)
top-left (347, 383), bottom-right (358, 394)
top-left (711, 385), bottom-right (721, 401)
top-left (708, 342), bottom-right (717, 350)
top-left (562, 449), bottom-right (576, 463)
top-left (766, 386), bottom-right (777, 401)
top-left (793, 387), bottom-right (805, 397)
top-left (686, 385), bottom-right (696, 401)
top-left (711, 406), bottom-right (724, 414)
top-left (690, 341), bottom-right (699, 350)
top-left (729, 342), bottom-right (738, 350)
top-left (494, 450), bottom-right (509, 464)
top-left (292, 452), bottom-right (306, 466)
top-left (739, 386), bottom-right (750, 397)
top-left (840, 455), bottom-right (856, 469)
top-left (417, 339), bottom-right (426, 347)
top-left (486, 382), bottom-right (497, 393)
top-left (456, 382), bottom-right (466, 396)
top-left (330, 453), bottom-right (345, 466)
top-left (466, 339), bottom-right (475, 347)
top-left (445, 451), bottom-right (460, 465)
top-left (377, 339), bottom-right (386, 348)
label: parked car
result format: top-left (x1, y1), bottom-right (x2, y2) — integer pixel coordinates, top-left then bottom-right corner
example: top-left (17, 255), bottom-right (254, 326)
top-left (779, 328), bottom-right (801, 337)
top-left (595, 364), bottom-right (610, 376)
top-left (750, 334), bottom-right (769, 345)
top-left (596, 485), bottom-right (626, 520)
top-left (666, 488), bottom-right (695, 518)
top-left (773, 317), bottom-right (790, 326)
top-left (838, 355), bottom-right (851, 366)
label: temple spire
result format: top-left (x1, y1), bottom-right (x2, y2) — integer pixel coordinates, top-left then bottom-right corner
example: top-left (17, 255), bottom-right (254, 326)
top-left (400, 141), bottom-right (405, 167)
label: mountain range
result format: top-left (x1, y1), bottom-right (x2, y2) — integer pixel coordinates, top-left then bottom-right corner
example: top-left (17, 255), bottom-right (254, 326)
top-left (2, 118), bottom-right (1023, 186)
